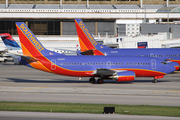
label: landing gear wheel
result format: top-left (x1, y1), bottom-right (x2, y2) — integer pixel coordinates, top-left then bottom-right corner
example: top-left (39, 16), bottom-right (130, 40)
top-left (89, 77), bottom-right (96, 84)
top-left (97, 79), bottom-right (104, 84)
top-left (152, 79), bottom-right (157, 83)
top-left (4, 59), bottom-right (7, 63)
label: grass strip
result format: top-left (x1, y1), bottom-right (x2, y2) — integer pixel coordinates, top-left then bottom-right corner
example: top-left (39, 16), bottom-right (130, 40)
top-left (0, 101), bottom-right (180, 117)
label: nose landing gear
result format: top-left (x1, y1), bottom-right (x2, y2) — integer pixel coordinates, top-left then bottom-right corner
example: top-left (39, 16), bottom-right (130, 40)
top-left (152, 79), bottom-right (157, 83)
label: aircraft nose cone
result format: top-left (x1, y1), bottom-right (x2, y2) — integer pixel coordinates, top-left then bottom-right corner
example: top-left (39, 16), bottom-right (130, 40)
top-left (168, 62), bottom-right (180, 71)
top-left (166, 63), bottom-right (176, 74)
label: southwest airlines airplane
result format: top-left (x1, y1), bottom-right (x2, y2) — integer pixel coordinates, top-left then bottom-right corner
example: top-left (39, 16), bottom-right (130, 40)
top-left (74, 18), bottom-right (180, 70)
top-left (15, 22), bottom-right (175, 83)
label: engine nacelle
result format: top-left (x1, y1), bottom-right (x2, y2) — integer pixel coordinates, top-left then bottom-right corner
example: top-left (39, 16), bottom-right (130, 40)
top-left (112, 71), bottom-right (135, 82)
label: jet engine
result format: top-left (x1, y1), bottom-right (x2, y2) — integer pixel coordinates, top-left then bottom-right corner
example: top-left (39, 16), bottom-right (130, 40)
top-left (111, 71), bottom-right (135, 82)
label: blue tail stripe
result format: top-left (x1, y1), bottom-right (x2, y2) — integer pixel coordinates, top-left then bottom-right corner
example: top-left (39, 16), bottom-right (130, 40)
top-left (2, 38), bottom-right (21, 48)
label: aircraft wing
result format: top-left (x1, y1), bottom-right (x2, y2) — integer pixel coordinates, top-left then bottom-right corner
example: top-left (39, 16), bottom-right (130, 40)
top-left (5, 53), bottom-right (38, 63)
top-left (79, 49), bottom-right (94, 55)
top-left (92, 68), bottom-right (135, 82)
top-left (78, 49), bottom-right (105, 56)
top-left (52, 48), bottom-right (78, 55)
top-left (20, 56), bottom-right (38, 63)
top-left (93, 68), bottom-right (126, 76)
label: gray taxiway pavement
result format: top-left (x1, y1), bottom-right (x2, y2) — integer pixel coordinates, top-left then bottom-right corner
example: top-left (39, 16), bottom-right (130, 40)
top-left (0, 63), bottom-right (180, 119)
top-left (0, 111), bottom-right (180, 120)
top-left (0, 63), bottom-right (180, 106)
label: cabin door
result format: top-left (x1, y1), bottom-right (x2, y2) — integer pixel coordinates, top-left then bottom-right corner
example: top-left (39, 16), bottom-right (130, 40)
top-left (151, 59), bottom-right (156, 69)
top-left (107, 61), bottom-right (111, 68)
top-left (51, 59), bottom-right (56, 70)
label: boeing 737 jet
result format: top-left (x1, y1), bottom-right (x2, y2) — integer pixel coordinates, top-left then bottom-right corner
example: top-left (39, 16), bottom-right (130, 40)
top-left (15, 22), bottom-right (176, 83)
top-left (74, 18), bottom-right (180, 70)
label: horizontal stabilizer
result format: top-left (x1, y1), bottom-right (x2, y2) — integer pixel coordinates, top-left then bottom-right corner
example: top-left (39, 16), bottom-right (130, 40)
top-left (20, 56), bottom-right (38, 63)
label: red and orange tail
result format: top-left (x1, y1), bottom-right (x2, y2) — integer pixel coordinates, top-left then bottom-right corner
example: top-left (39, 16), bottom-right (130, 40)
top-left (16, 22), bottom-right (65, 73)
top-left (74, 18), bottom-right (111, 55)
top-left (16, 22), bottom-right (52, 58)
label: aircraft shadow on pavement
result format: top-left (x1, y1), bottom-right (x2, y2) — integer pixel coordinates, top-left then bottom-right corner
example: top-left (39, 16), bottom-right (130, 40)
top-left (5, 78), bottom-right (170, 84)
top-left (6, 78), bottom-right (89, 83)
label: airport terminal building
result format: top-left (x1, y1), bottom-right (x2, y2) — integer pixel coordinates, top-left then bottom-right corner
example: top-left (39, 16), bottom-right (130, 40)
top-left (1, 0), bottom-right (180, 37)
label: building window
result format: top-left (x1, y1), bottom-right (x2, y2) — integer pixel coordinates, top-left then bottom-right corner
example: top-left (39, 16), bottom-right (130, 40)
top-left (0, 21), bottom-right (23, 35)
top-left (28, 21), bottom-right (60, 35)
top-left (64, 0), bottom-right (77, 1)
top-left (117, 0), bottom-right (129, 1)
top-left (81, 0), bottom-right (111, 1)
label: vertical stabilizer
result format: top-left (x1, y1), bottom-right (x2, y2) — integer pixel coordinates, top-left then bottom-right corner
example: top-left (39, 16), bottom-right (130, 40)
top-left (15, 22), bottom-right (57, 57)
top-left (0, 33), bottom-right (21, 50)
top-left (74, 19), bottom-right (111, 55)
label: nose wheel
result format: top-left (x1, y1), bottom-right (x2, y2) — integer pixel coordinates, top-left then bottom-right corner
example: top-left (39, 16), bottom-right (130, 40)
top-left (152, 79), bottom-right (157, 83)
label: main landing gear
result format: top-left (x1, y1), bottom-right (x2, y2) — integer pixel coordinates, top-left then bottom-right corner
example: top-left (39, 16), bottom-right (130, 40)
top-left (89, 77), bottom-right (96, 83)
top-left (97, 79), bottom-right (104, 84)
top-left (89, 77), bottom-right (104, 84)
